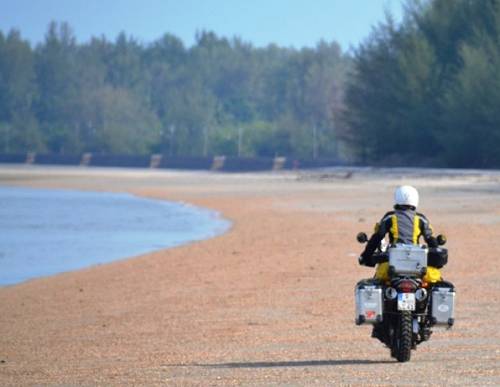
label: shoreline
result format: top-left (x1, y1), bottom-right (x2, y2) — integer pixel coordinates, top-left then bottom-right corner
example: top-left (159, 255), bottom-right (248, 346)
top-left (0, 184), bottom-right (231, 288)
top-left (0, 166), bottom-right (499, 385)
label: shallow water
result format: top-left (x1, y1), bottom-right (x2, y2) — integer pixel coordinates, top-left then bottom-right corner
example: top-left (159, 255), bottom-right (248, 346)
top-left (0, 186), bottom-right (230, 286)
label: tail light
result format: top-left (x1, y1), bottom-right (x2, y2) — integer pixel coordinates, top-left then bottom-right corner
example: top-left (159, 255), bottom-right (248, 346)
top-left (397, 280), bottom-right (416, 293)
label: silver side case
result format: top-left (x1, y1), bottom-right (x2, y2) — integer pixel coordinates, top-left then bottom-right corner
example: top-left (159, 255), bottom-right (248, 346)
top-left (355, 284), bottom-right (383, 325)
top-left (431, 287), bottom-right (456, 326)
top-left (389, 244), bottom-right (427, 276)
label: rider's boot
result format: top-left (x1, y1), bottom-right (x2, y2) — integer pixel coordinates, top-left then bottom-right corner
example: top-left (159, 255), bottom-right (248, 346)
top-left (371, 323), bottom-right (385, 344)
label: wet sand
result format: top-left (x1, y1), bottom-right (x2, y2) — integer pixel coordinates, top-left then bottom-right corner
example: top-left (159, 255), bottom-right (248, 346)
top-left (0, 165), bottom-right (499, 385)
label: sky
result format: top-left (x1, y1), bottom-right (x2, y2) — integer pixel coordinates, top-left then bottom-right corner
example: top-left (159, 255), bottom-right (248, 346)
top-left (1, 0), bottom-right (404, 51)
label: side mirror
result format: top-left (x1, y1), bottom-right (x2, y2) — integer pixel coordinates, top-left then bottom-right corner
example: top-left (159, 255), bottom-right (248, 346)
top-left (437, 234), bottom-right (447, 246)
top-left (357, 232), bottom-right (368, 243)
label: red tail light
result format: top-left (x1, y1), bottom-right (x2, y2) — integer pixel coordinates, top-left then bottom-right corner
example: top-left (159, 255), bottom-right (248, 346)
top-left (398, 280), bottom-right (416, 293)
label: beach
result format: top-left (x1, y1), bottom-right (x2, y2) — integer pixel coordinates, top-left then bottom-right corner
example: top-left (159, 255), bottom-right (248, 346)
top-left (0, 165), bottom-right (499, 385)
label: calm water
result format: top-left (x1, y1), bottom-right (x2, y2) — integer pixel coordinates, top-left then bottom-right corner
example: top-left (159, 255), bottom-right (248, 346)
top-left (0, 186), bottom-right (230, 286)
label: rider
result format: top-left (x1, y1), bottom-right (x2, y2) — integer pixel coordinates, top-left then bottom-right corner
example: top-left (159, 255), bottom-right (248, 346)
top-left (358, 185), bottom-right (441, 284)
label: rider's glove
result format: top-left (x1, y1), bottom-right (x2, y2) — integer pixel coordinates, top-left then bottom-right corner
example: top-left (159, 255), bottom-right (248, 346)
top-left (358, 253), bottom-right (377, 267)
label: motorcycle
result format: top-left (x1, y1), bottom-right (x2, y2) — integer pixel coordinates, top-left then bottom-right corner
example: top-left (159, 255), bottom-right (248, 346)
top-left (355, 232), bottom-right (455, 362)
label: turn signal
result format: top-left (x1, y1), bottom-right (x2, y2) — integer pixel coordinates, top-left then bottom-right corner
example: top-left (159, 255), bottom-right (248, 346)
top-left (385, 287), bottom-right (397, 300)
top-left (415, 288), bottom-right (427, 301)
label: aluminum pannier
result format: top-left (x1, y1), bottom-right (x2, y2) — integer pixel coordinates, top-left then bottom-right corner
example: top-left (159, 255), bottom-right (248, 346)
top-left (355, 280), bottom-right (383, 325)
top-left (431, 281), bottom-right (456, 327)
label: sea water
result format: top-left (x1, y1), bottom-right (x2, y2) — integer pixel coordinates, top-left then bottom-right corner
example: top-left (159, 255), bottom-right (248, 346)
top-left (0, 186), bottom-right (230, 286)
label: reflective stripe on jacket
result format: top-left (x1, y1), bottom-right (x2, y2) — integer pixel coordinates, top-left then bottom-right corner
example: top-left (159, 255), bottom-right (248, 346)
top-left (361, 207), bottom-right (437, 261)
top-left (375, 209), bottom-right (433, 245)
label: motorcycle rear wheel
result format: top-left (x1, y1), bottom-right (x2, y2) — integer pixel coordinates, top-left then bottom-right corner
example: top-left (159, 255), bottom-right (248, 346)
top-left (393, 311), bottom-right (412, 362)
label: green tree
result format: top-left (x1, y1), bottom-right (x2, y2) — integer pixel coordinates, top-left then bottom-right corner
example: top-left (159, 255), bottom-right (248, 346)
top-left (344, 0), bottom-right (500, 167)
top-left (83, 86), bottom-right (160, 154)
top-left (0, 21), bottom-right (352, 159)
top-left (0, 29), bottom-right (42, 152)
top-left (441, 31), bottom-right (500, 167)
top-left (344, 18), bottom-right (404, 162)
top-left (35, 22), bottom-right (81, 153)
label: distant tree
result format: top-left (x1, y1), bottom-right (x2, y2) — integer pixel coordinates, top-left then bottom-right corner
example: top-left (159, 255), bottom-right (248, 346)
top-left (344, 19), bottom-right (404, 162)
top-left (344, 0), bottom-right (500, 167)
top-left (441, 18), bottom-right (500, 167)
top-left (83, 86), bottom-right (160, 154)
top-left (106, 32), bottom-right (144, 92)
top-left (35, 22), bottom-right (82, 153)
top-left (0, 22), bottom-right (352, 159)
top-left (0, 29), bottom-right (42, 152)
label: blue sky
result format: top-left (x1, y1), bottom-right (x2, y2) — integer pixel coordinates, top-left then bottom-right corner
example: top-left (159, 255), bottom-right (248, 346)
top-left (1, 0), bottom-right (403, 50)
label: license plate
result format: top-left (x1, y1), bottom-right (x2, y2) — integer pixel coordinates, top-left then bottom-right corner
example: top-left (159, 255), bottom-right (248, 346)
top-left (397, 293), bottom-right (416, 311)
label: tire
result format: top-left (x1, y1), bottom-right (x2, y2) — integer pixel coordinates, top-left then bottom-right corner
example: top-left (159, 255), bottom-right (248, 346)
top-left (394, 311), bottom-right (412, 362)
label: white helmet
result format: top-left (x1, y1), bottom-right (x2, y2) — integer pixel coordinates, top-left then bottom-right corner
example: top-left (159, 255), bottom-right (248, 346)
top-left (394, 185), bottom-right (419, 208)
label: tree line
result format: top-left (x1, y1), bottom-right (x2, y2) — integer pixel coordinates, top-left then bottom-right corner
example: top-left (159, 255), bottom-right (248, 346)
top-left (0, 22), bottom-right (349, 160)
top-left (345, 0), bottom-right (500, 168)
top-left (1, 0), bottom-right (500, 168)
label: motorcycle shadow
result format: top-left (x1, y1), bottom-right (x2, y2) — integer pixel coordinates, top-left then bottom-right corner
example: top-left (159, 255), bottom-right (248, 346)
top-left (192, 359), bottom-right (394, 368)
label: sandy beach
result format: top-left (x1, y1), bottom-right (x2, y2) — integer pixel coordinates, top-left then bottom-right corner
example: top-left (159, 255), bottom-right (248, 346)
top-left (0, 165), bottom-right (499, 385)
